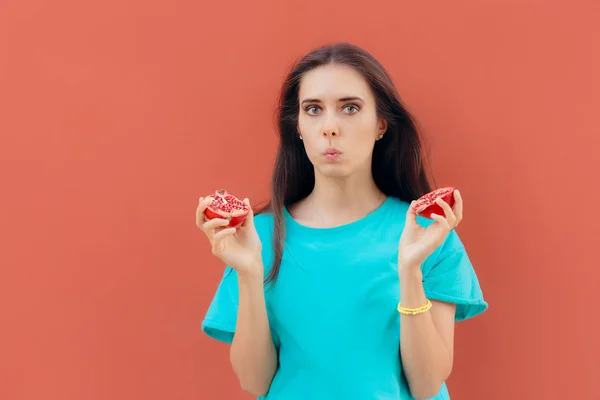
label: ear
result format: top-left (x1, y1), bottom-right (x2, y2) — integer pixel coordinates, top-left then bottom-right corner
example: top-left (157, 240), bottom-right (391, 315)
top-left (377, 118), bottom-right (388, 137)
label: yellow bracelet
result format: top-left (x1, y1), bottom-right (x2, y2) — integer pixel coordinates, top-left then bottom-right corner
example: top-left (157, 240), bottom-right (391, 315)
top-left (397, 299), bottom-right (432, 315)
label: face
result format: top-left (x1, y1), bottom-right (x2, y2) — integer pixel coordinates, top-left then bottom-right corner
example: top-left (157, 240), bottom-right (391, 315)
top-left (297, 63), bottom-right (387, 178)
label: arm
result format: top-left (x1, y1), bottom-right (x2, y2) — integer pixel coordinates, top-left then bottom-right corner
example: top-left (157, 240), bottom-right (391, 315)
top-left (398, 266), bottom-right (456, 400)
top-left (396, 192), bottom-right (465, 399)
top-left (196, 198), bottom-right (277, 396)
top-left (230, 266), bottom-right (278, 397)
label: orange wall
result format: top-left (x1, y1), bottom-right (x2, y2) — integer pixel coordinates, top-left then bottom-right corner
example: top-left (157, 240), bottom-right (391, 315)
top-left (1, 1), bottom-right (599, 399)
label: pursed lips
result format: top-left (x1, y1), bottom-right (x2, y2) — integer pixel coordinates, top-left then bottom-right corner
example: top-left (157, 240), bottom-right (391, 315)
top-left (323, 147), bottom-right (341, 160)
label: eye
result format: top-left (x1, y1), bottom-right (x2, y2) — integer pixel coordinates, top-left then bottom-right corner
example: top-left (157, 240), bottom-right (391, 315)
top-left (305, 105), bottom-right (320, 115)
top-left (343, 104), bottom-right (360, 114)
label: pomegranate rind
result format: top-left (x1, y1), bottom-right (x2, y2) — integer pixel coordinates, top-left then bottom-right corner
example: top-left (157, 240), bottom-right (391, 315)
top-left (412, 187), bottom-right (456, 219)
top-left (203, 189), bottom-right (250, 227)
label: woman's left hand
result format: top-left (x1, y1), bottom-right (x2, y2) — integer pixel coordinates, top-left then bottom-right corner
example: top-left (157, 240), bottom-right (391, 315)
top-left (398, 190), bottom-right (463, 270)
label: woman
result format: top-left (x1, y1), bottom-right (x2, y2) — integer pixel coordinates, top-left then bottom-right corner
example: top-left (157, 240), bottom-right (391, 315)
top-left (196, 42), bottom-right (488, 400)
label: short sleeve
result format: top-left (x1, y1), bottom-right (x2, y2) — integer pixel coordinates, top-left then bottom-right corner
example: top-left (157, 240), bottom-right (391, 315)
top-left (422, 231), bottom-right (488, 321)
top-left (201, 213), bottom-right (279, 346)
top-left (201, 266), bottom-right (239, 344)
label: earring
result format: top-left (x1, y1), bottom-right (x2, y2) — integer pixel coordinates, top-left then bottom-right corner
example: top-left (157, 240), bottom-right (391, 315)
top-left (299, 135), bottom-right (303, 140)
top-left (377, 134), bottom-right (384, 140)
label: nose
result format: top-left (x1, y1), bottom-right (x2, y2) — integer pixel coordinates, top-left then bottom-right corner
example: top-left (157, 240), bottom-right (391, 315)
top-left (322, 115), bottom-right (339, 138)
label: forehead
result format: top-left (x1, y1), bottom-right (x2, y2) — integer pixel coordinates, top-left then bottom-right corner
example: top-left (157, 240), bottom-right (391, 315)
top-left (298, 63), bottom-right (373, 101)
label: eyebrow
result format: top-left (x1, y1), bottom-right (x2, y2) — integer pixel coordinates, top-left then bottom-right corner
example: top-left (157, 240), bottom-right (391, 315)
top-left (300, 96), bottom-right (364, 105)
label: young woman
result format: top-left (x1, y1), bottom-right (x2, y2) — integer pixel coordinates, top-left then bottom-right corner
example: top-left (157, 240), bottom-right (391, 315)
top-left (196, 42), bottom-right (488, 400)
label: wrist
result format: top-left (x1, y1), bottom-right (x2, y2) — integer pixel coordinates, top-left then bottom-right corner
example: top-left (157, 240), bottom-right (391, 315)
top-left (398, 262), bottom-right (423, 279)
top-left (236, 259), bottom-right (264, 282)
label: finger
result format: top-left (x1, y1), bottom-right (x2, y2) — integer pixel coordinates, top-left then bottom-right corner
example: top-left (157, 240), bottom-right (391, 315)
top-left (435, 197), bottom-right (457, 227)
top-left (196, 197), bottom-right (207, 227)
top-left (430, 213), bottom-right (451, 231)
top-left (196, 196), bottom-right (215, 227)
top-left (213, 227), bottom-right (237, 242)
top-left (202, 218), bottom-right (231, 240)
top-left (240, 198), bottom-right (255, 228)
top-left (203, 217), bottom-right (231, 232)
top-left (406, 201), bottom-right (418, 225)
top-left (453, 190), bottom-right (463, 224)
top-left (211, 228), bottom-right (237, 255)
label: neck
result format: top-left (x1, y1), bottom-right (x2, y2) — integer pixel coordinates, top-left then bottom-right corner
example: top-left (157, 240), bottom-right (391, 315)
top-left (305, 169), bottom-right (386, 227)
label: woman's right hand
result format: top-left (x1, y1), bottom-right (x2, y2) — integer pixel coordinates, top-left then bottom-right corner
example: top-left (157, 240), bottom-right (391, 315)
top-left (196, 196), bottom-right (264, 277)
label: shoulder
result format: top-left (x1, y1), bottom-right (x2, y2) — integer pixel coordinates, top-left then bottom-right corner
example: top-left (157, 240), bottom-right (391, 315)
top-left (386, 196), bottom-right (411, 215)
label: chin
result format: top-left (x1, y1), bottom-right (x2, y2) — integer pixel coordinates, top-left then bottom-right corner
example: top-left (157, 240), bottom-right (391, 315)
top-left (316, 163), bottom-right (353, 178)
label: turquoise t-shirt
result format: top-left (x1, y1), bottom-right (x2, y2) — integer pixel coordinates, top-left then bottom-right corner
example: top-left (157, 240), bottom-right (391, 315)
top-left (202, 196), bottom-right (488, 399)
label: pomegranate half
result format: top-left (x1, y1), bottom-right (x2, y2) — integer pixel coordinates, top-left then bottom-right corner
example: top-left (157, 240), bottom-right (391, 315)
top-left (203, 189), bottom-right (250, 227)
top-left (412, 187), bottom-right (456, 219)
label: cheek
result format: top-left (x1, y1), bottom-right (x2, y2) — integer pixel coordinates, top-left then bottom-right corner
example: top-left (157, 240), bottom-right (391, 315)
top-left (349, 120), bottom-right (378, 144)
top-left (297, 115), bottom-right (314, 136)
top-left (298, 118), bottom-right (321, 147)
top-left (343, 125), bottom-right (378, 162)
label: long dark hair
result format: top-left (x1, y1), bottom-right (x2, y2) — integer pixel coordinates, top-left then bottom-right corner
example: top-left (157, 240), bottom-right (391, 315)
top-left (257, 42), bottom-right (434, 286)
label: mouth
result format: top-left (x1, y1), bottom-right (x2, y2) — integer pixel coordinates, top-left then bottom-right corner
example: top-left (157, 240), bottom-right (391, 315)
top-left (323, 147), bottom-right (341, 160)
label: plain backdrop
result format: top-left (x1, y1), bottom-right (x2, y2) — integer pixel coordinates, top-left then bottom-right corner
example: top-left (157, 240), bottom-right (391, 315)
top-left (1, 0), bottom-right (599, 399)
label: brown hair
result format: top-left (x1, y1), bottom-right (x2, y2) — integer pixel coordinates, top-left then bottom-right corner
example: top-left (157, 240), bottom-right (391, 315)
top-left (256, 42), bottom-right (434, 286)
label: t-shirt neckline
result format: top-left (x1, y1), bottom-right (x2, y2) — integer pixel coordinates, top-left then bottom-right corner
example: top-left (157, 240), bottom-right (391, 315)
top-left (283, 196), bottom-right (394, 238)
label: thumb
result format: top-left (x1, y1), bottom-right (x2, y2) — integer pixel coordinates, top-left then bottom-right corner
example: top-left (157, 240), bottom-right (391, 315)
top-left (406, 201), bottom-right (418, 226)
top-left (241, 198), bottom-right (255, 228)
